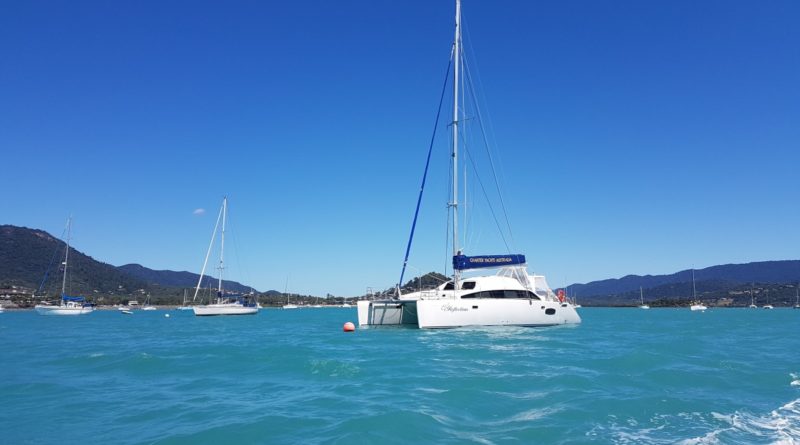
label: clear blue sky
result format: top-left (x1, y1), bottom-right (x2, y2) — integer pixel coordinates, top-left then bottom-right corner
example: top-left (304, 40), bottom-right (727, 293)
top-left (2, 1), bottom-right (798, 296)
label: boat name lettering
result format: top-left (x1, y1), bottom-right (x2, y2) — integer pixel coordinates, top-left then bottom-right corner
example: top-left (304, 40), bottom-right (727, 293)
top-left (469, 257), bottom-right (512, 264)
top-left (441, 304), bottom-right (468, 312)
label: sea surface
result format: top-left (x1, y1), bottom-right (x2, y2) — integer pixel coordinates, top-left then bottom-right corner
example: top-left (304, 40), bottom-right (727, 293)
top-left (1, 307), bottom-right (798, 444)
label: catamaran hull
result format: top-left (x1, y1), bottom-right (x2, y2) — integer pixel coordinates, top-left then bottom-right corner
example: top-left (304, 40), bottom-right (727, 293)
top-left (358, 299), bottom-right (580, 328)
top-left (193, 305), bottom-right (258, 316)
top-left (358, 300), bottom-right (419, 326)
top-left (35, 305), bottom-right (94, 315)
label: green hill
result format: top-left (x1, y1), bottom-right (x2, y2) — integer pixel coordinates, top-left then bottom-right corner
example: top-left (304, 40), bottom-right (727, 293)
top-left (0, 225), bottom-right (147, 296)
top-left (0, 225), bottom-right (265, 306)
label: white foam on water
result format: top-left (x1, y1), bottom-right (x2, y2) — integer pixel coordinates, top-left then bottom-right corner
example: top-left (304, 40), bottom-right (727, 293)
top-left (416, 387), bottom-right (449, 394)
top-left (791, 373), bottom-right (800, 387)
top-left (588, 400), bottom-right (800, 445)
top-left (88, 352), bottom-right (105, 358)
top-left (509, 407), bottom-right (557, 422)
top-left (585, 420), bottom-right (669, 445)
top-left (676, 430), bottom-right (722, 445)
top-left (681, 398), bottom-right (800, 444)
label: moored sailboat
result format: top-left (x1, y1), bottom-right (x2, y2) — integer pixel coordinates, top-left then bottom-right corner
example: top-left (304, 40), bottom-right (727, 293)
top-left (748, 286), bottom-right (757, 309)
top-left (639, 287), bottom-right (650, 309)
top-left (357, 0), bottom-right (580, 328)
top-left (34, 217), bottom-right (94, 316)
top-left (762, 289), bottom-right (773, 309)
top-left (176, 289), bottom-right (193, 310)
top-left (689, 270), bottom-right (706, 311)
top-left (282, 278), bottom-right (298, 309)
top-left (141, 294), bottom-right (156, 311)
top-left (192, 197), bottom-right (258, 316)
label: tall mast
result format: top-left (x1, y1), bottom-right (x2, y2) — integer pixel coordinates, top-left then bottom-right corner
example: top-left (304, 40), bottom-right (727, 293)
top-left (691, 269), bottom-right (696, 300)
top-left (451, 0), bottom-right (462, 289)
top-left (218, 197), bottom-right (227, 300)
top-left (192, 202), bottom-right (223, 303)
top-left (61, 216), bottom-right (72, 297)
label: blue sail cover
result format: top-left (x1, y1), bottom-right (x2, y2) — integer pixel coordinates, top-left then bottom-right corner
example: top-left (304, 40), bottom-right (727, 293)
top-left (453, 254), bottom-right (526, 271)
top-left (61, 295), bottom-right (85, 302)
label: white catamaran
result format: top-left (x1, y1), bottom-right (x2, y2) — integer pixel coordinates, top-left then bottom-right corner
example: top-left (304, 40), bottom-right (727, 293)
top-left (34, 217), bottom-right (94, 315)
top-left (192, 197), bottom-right (258, 316)
top-left (357, 0), bottom-right (581, 329)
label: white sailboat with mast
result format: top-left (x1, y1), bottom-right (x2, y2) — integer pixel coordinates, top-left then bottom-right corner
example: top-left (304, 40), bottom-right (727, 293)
top-left (35, 217), bottom-right (94, 315)
top-left (357, 0), bottom-right (581, 328)
top-left (639, 287), bottom-right (650, 309)
top-left (762, 289), bottom-right (774, 309)
top-left (176, 289), bottom-right (193, 310)
top-left (192, 197), bottom-right (258, 316)
top-left (141, 294), bottom-right (156, 310)
top-left (282, 277), bottom-right (298, 309)
top-left (689, 269), bottom-right (706, 311)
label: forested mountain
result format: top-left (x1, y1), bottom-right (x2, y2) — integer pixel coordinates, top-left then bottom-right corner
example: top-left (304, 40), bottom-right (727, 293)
top-left (0, 225), bottom-right (257, 298)
top-left (569, 261), bottom-right (800, 302)
top-left (118, 263), bottom-right (255, 294)
top-left (0, 225), bottom-right (147, 295)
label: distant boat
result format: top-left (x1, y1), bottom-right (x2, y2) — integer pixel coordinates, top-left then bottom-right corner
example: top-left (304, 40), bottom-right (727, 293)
top-left (689, 303), bottom-right (707, 311)
top-left (794, 285), bottom-right (799, 309)
top-left (762, 290), bottom-right (774, 309)
top-left (748, 285), bottom-right (757, 309)
top-left (192, 197), bottom-right (258, 316)
top-left (34, 217), bottom-right (95, 316)
top-left (282, 277), bottom-right (298, 309)
top-left (141, 294), bottom-right (157, 311)
top-left (639, 287), bottom-right (650, 309)
top-left (120, 309), bottom-right (133, 315)
top-left (689, 270), bottom-right (706, 311)
top-left (176, 289), bottom-right (193, 310)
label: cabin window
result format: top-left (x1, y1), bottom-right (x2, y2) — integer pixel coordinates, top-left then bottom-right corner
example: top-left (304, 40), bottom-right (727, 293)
top-left (443, 282), bottom-right (454, 290)
top-left (461, 281), bottom-right (476, 290)
top-left (460, 290), bottom-right (541, 300)
top-left (461, 290), bottom-right (540, 300)
top-left (545, 308), bottom-right (556, 315)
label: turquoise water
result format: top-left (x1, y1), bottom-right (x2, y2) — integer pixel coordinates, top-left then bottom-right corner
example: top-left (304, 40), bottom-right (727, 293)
top-left (1, 308), bottom-right (798, 444)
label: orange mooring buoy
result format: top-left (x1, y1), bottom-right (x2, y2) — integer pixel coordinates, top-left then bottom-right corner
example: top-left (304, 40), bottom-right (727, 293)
top-left (343, 321), bottom-right (355, 332)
